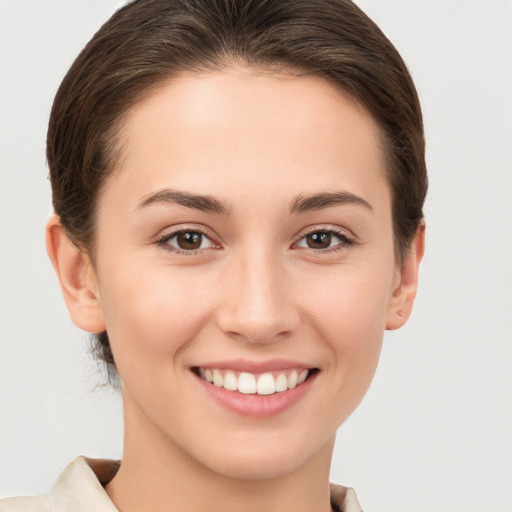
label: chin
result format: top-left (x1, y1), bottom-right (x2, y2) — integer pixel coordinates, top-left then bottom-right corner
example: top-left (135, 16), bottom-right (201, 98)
top-left (204, 451), bottom-right (308, 481)
top-left (186, 429), bottom-right (335, 482)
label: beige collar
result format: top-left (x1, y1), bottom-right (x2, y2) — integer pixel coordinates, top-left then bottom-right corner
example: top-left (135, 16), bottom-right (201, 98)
top-left (0, 456), bottom-right (363, 512)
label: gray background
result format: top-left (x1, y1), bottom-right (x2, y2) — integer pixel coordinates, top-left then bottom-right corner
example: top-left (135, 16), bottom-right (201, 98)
top-left (1, 1), bottom-right (511, 510)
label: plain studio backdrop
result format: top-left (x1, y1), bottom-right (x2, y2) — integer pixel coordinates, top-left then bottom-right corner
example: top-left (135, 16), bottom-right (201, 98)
top-left (0, 1), bottom-right (511, 511)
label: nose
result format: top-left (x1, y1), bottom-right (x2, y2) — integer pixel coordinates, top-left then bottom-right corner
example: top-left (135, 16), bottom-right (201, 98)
top-left (215, 247), bottom-right (300, 344)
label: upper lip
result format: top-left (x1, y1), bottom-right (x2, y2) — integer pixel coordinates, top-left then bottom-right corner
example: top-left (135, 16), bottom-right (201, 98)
top-left (193, 358), bottom-right (316, 374)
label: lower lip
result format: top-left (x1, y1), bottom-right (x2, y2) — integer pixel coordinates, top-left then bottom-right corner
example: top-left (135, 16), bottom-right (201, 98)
top-left (193, 371), bottom-right (318, 418)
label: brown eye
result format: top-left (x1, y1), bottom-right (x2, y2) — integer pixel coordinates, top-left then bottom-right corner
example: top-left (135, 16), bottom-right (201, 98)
top-left (163, 230), bottom-right (215, 252)
top-left (176, 232), bottom-right (203, 250)
top-left (305, 231), bottom-right (332, 249)
top-left (295, 229), bottom-right (354, 252)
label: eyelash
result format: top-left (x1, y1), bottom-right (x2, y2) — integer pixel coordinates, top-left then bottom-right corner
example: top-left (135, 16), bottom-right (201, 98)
top-left (155, 225), bottom-right (220, 256)
top-left (155, 225), bottom-right (356, 256)
top-left (294, 226), bottom-right (356, 253)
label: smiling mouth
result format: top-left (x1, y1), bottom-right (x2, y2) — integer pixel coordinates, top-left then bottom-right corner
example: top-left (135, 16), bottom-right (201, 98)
top-left (192, 367), bottom-right (318, 395)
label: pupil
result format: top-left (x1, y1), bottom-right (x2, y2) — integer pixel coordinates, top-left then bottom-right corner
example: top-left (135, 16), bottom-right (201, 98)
top-left (307, 232), bottom-right (331, 249)
top-left (177, 232), bottom-right (202, 250)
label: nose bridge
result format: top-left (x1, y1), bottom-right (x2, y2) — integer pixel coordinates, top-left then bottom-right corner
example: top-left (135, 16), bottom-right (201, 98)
top-left (216, 243), bottom-right (299, 343)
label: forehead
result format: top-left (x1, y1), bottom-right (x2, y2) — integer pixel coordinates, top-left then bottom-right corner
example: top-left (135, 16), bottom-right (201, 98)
top-left (104, 68), bottom-right (390, 213)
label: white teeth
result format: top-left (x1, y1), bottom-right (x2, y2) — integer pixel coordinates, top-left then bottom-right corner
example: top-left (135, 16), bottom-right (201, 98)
top-left (198, 368), bottom-right (311, 395)
top-left (223, 370), bottom-right (238, 391)
top-left (257, 372), bottom-right (276, 395)
top-left (275, 373), bottom-right (288, 392)
top-left (238, 372), bottom-right (257, 394)
top-left (287, 370), bottom-right (298, 389)
top-left (212, 369), bottom-right (223, 387)
top-left (297, 369), bottom-right (308, 385)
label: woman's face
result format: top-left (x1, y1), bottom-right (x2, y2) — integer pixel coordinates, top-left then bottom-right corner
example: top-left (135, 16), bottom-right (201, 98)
top-left (89, 69), bottom-right (406, 479)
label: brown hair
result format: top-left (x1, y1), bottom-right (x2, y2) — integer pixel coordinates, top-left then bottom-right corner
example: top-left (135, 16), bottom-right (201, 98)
top-left (47, 0), bottom-right (427, 383)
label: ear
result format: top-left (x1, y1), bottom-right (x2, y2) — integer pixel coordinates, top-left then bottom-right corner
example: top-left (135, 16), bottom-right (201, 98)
top-left (46, 214), bottom-right (106, 333)
top-left (386, 224), bottom-right (425, 330)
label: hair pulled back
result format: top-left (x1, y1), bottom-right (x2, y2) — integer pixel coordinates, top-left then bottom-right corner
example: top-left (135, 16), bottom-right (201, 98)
top-left (47, 0), bottom-right (427, 383)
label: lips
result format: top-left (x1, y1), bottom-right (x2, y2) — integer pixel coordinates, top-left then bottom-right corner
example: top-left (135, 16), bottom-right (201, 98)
top-left (191, 359), bottom-right (319, 417)
top-left (196, 367), bottom-right (310, 395)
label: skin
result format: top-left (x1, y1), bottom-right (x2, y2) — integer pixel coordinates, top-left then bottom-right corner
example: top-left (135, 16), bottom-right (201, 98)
top-left (47, 68), bottom-right (424, 512)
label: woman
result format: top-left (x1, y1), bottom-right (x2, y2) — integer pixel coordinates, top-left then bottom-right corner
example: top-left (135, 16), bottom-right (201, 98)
top-left (1, 0), bottom-right (426, 510)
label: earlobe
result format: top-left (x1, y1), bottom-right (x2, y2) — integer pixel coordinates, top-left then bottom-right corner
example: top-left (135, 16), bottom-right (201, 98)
top-left (46, 214), bottom-right (106, 333)
top-left (386, 224), bottom-right (425, 330)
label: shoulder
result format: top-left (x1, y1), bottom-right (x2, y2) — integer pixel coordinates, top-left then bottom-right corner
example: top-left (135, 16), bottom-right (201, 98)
top-left (0, 457), bottom-right (119, 512)
top-left (1, 459), bottom-right (362, 512)
top-left (0, 495), bottom-right (52, 512)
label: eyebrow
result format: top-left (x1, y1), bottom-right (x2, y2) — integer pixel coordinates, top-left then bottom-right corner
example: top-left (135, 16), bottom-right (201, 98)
top-left (289, 191), bottom-right (373, 214)
top-left (136, 188), bottom-right (372, 216)
top-left (136, 189), bottom-right (232, 215)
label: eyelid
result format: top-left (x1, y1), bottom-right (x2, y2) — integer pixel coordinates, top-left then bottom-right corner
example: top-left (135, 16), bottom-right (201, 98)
top-left (153, 223), bottom-right (355, 255)
top-left (155, 223), bottom-right (222, 254)
top-left (292, 224), bottom-right (356, 251)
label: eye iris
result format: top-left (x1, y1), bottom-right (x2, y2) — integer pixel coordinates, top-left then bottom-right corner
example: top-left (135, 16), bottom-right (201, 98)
top-left (177, 232), bottom-right (202, 250)
top-left (306, 232), bottom-right (332, 249)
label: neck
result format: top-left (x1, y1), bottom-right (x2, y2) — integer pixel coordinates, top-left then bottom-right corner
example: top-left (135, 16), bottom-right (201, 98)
top-left (105, 396), bottom-right (335, 512)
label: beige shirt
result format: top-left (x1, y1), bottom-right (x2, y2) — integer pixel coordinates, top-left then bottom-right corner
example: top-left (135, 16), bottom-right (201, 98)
top-left (0, 457), bottom-right (363, 512)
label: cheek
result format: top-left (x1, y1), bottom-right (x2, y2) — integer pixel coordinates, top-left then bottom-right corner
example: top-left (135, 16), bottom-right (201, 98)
top-left (96, 262), bottom-right (216, 367)
top-left (304, 261), bottom-right (392, 328)
top-left (300, 262), bottom-right (392, 375)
